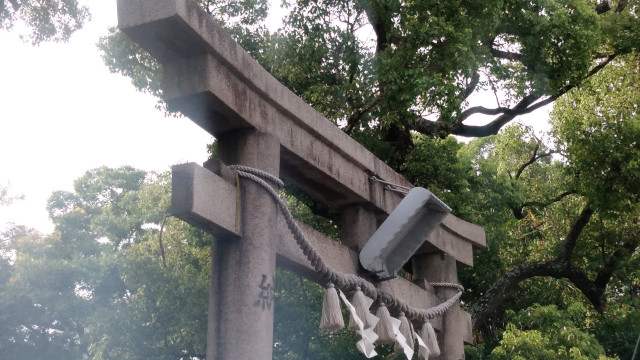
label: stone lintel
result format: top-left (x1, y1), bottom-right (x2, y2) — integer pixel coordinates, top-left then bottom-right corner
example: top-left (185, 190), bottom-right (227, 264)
top-left (415, 214), bottom-right (486, 267)
top-left (441, 214), bottom-right (487, 249)
top-left (177, 161), bottom-right (484, 268)
top-left (419, 224), bottom-right (474, 267)
top-left (117, 0), bottom-right (407, 213)
top-left (170, 162), bottom-right (240, 239)
top-left (171, 162), bottom-right (473, 335)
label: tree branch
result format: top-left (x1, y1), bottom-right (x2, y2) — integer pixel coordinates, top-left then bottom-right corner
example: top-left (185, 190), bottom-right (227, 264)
top-left (616, 0), bottom-right (628, 12)
top-left (559, 205), bottom-right (594, 263)
top-left (470, 260), bottom-right (565, 328)
top-left (343, 96), bottom-right (382, 135)
top-left (470, 257), bottom-right (607, 328)
top-left (514, 140), bottom-right (557, 180)
top-left (361, 0), bottom-right (392, 52)
top-left (596, 0), bottom-right (612, 14)
top-left (415, 95), bottom-right (547, 138)
top-left (415, 53), bottom-right (618, 138)
top-left (521, 191), bottom-right (576, 209)
top-left (594, 238), bottom-right (639, 290)
top-left (471, 204), bottom-right (595, 328)
top-left (490, 48), bottom-right (522, 62)
top-left (464, 69), bottom-right (480, 101)
top-left (8, 0), bottom-right (21, 11)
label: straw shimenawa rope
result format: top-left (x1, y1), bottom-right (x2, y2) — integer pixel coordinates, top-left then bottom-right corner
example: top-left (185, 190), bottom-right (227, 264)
top-left (228, 165), bottom-right (463, 323)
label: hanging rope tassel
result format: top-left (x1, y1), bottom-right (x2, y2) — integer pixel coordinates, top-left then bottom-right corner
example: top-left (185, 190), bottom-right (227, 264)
top-left (349, 286), bottom-right (373, 330)
top-left (414, 322), bottom-right (430, 360)
top-left (419, 321), bottom-right (440, 358)
top-left (418, 337), bottom-right (431, 360)
top-left (395, 312), bottom-right (414, 353)
top-left (374, 302), bottom-right (395, 344)
top-left (319, 282), bottom-right (344, 330)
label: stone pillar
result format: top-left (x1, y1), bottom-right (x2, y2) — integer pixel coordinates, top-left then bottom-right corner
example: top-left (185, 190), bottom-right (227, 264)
top-left (340, 205), bottom-right (377, 251)
top-left (207, 129), bottom-right (280, 360)
top-left (413, 253), bottom-right (464, 360)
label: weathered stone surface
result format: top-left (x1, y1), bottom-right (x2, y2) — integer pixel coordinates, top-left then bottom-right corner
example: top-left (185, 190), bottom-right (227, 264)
top-left (171, 162), bottom-right (240, 239)
top-left (416, 214), bottom-right (486, 267)
top-left (175, 162), bottom-right (485, 269)
top-left (441, 214), bottom-right (486, 249)
top-left (208, 130), bottom-right (280, 360)
top-left (276, 213), bottom-right (456, 332)
top-left (276, 217), bottom-right (358, 282)
top-left (461, 311), bottom-right (474, 345)
top-left (340, 204), bottom-right (378, 251)
top-left (171, 162), bottom-right (475, 352)
top-left (413, 254), bottom-right (465, 360)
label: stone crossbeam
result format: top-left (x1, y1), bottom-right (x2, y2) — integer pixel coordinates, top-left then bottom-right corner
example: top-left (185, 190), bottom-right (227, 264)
top-left (174, 160), bottom-right (484, 267)
top-left (172, 162), bottom-right (475, 344)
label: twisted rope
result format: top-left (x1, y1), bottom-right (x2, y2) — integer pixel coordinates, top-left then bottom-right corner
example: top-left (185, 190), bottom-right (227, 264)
top-left (231, 165), bottom-right (463, 322)
top-left (228, 165), bottom-right (284, 188)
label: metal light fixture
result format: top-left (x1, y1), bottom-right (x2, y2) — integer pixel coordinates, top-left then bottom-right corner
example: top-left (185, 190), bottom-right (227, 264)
top-left (359, 187), bottom-right (451, 280)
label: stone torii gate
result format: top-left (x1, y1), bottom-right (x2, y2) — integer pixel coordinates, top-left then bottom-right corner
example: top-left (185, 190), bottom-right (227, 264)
top-left (117, 1), bottom-right (486, 359)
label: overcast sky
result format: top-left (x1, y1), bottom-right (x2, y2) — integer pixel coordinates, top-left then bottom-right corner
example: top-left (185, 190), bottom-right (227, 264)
top-left (0, 1), bottom-right (215, 233)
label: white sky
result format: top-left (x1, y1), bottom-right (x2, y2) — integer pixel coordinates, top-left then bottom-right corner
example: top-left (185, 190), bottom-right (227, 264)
top-left (0, 1), bottom-right (215, 234)
top-left (0, 0), bottom-right (550, 235)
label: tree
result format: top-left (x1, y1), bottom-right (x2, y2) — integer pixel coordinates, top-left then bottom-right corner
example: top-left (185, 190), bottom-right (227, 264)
top-left (0, 0), bottom-right (90, 44)
top-left (469, 55), bottom-right (640, 322)
top-left (0, 184), bottom-right (23, 206)
top-left (443, 55), bottom-right (639, 358)
top-left (1, 167), bottom-right (211, 359)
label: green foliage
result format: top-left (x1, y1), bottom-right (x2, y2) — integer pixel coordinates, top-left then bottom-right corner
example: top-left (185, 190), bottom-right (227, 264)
top-left (551, 54), bottom-right (640, 211)
top-left (97, 0), bottom-right (269, 112)
top-left (0, 229), bottom-right (93, 359)
top-left (403, 134), bottom-right (468, 200)
top-left (98, 0), bottom-right (640, 147)
top-left (5, 0), bottom-right (640, 358)
top-left (489, 304), bottom-right (616, 360)
top-left (499, 0), bottom-right (600, 95)
top-left (98, 28), bottom-right (164, 109)
top-left (459, 56), bottom-right (640, 359)
top-left (271, 0), bottom-right (375, 128)
top-left (0, 0), bottom-right (90, 44)
top-left (1, 167), bottom-right (211, 359)
top-left (595, 308), bottom-right (640, 360)
top-left (285, 190), bottom-right (340, 240)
